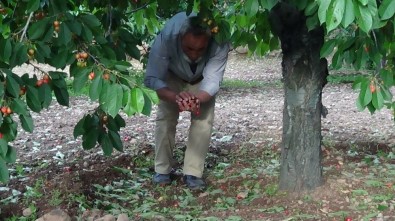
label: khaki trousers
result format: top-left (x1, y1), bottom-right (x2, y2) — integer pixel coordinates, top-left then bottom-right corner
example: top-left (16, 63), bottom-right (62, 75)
top-left (154, 74), bottom-right (215, 178)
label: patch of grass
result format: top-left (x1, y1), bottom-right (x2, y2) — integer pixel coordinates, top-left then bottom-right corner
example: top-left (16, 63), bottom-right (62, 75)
top-left (221, 79), bottom-right (282, 89)
top-left (49, 190), bottom-right (63, 206)
top-left (327, 72), bottom-right (366, 84)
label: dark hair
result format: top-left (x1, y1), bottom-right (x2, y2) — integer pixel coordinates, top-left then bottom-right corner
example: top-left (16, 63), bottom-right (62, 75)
top-left (180, 16), bottom-right (212, 37)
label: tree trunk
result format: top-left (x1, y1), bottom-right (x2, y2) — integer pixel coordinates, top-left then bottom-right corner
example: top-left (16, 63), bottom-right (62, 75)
top-left (269, 3), bottom-right (329, 191)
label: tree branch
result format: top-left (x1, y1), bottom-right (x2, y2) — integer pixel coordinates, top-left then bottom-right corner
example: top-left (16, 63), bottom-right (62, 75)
top-left (126, 3), bottom-right (150, 15)
top-left (105, 4), bottom-right (113, 38)
top-left (20, 12), bottom-right (34, 42)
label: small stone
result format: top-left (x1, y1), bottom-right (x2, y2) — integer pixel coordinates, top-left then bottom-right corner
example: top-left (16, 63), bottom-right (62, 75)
top-left (22, 208), bottom-right (32, 217)
top-left (117, 213), bottom-right (129, 221)
top-left (83, 161), bottom-right (89, 167)
top-left (90, 209), bottom-right (102, 218)
top-left (96, 214), bottom-right (116, 221)
top-left (36, 209), bottom-right (71, 221)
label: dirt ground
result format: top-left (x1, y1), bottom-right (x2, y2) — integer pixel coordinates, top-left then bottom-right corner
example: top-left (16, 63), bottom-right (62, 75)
top-left (0, 52), bottom-right (394, 220)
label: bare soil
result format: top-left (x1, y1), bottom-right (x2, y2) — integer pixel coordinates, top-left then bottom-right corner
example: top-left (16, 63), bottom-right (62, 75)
top-left (0, 52), bottom-right (394, 220)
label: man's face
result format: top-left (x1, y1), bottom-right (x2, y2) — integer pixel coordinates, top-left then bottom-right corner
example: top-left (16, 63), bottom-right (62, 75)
top-left (181, 33), bottom-right (209, 63)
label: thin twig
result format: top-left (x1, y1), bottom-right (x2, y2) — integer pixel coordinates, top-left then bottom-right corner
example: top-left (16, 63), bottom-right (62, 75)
top-left (105, 4), bottom-right (113, 38)
top-left (126, 3), bottom-right (150, 15)
top-left (28, 60), bottom-right (48, 75)
top-left (20, 12), bottom-right (34, 42)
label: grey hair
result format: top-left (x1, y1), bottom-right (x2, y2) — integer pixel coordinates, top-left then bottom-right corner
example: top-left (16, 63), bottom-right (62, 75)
top-left (179, 16), bottom-right (212, 37)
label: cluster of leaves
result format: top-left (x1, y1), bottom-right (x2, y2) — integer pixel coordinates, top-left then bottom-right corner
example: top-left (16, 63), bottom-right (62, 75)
top-left (314, 0), bottom-right (395, 114)
top-left (0, 0), bottom-right (170, 183)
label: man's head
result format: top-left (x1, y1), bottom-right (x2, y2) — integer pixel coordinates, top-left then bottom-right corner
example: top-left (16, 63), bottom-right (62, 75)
top-left (179, 17), bottom-right (211, 64)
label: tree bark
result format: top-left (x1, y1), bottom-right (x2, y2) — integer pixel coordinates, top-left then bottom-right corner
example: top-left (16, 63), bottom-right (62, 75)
top-left (269, 3), bottom-right (328, 191)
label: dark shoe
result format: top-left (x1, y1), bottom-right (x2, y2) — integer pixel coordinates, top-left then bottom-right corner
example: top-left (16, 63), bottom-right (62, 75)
top-left (183, 175), bottom-right (206, 190)
top-left (153, 173), bottom-right (172, 185)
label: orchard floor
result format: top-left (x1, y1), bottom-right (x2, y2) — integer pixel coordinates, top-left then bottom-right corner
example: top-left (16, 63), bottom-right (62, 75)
top-left (0, 52), bottom-right (395, 221)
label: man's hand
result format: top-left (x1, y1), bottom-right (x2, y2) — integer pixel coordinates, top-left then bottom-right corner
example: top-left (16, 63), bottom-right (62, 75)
top-left (176, 92), bottom-right (200, 115)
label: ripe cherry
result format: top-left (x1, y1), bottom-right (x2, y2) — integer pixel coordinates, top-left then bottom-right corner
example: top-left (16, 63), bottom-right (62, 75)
top-left (211, 26), bottom-right (219, 33)
top-left (28, 49), bottom-right (35, 56)
top-left (42, 75), bottom-right (50, 84)
top-left (0, 133), bottom-right (3, 139)
top-left (88, 72), bottom-right (95, 80)
top-left (53, 20), bottom-right (60, 27)
top-left (1, 106), bottom-right (7, 114)
top-left (103, 73), bottom-right (110, 80)
top-left (80, 52), bottom-right (88, 59)
top-left (369, 82), bottom-right (376, 93)
top-left (19, 86), bottom-right (26, 96)
top-left (36, 79), bottom-right (43, 87)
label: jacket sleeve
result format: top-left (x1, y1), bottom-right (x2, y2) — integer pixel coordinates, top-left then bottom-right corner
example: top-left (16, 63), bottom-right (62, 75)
top-left (199, 42), bottom-right (230, 96)
top-left (144, 33), bottom-right (170, 91)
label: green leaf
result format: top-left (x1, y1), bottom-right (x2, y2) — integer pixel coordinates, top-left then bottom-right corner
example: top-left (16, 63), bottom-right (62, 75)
top-left (27, 0), bottom-right (40, 13)
top-left (114, 62), bottom-right (132, 72)
top-left (123, 91), bottom-right (136, 116)
top-left (28, 17), bottom-right (50, 40)
top-left (73, 69), bottom-right (90, 93)
top-left (1, 120), bottom-right (18, 142)
top-left (6, 74), bottom-right (20, 98)
top-left (0, 38), bottom-right (12, 63)
top-left (100, 133), bottom-right (113, 156)
top-left (259, 0), bottom-right (279, 10)
top-left (10, 98), bottom-right (28, 116)
top-left (53, 87), bottom-right (69, 106)
top-left (49, 49), bottom-right (69, 69)
top-left (10, 43), bottom-right (29, 68)
top-left (36, 42), bottom-right (51, 58)
top-left (320, 39), bottom-right (337, 58)
top-left (106, 116), bottom-right (120, 132)
top-left (0, 159), bottom-right (9, 183)
top-left (142, 87), bottom-right (159, 104)
top-left (82, 129), bottom-right (99, 150)
top-left (131, 88), bottom-right (145, 113)
top-left (89, 72), bottom-right (103, 101)
top-left (141, 93), bottom-right (152, 116)
top-left (108, 130), bottom-right (123, 152)
top-left (244, 0), bottom-right (259, 17)
top-left (26, 86), bottom-right (42, 112)
top-left (114, 114), bottom-right (126, 128)
top-left (73, 116), bottom-right (86, 139)
top-left (380, 69), bottom-right (394, 86)
top-left (358, 0), bottom-right (368, 6)
top-left (358, 80), bottom-right (372, 106)
top-left (38, 84), bottom-right (53, 108)
top-left (58, 23), bottom-right (72, 45)
top-left (4, 145), bottom-right (16, 163)
top-left (66, 20), bottom-right (82, 35)
top-left (372, 88), bottom-right (384, 110)
top-left (81, 25), bottom-right (93, 42)
top-left (20, 114), bottom-right (34, 133)
top-left (101, 83), bottom-right (123, 117)
top-left (305, 1), bottom-right (318, 16)
top-left (342, 0), bottom-right (355, 27)
top-left (306, 14), bottom-right (320, 31)
top-left (318, 0), bottom-right (332, 25)
top-left (80, 14), bottom-right (101, 28)
top-left (0, 139), bottom-right (7, 158)
top-left (379, 0), bottom-right (395, 20)
top-left (355, 3), bottom-right (373, 33)
top-left (326, 0), bottom-right (345, 32)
